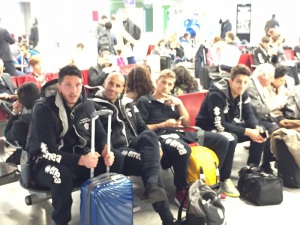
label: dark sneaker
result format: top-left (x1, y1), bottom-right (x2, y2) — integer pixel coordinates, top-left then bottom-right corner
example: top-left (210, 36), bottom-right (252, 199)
top-left (162, 219), bottom-right (179, 225)
top-left (52, 221), bottom-right (69, 225)
top-left (174, 189), bottom-right (188, 210)
top-left (142, 183), bottom-right (167, 204)
top-left (260, 164), bottom-right (274, 175)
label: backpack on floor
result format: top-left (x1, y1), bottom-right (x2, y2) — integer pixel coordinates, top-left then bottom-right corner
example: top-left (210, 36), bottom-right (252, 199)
top-left (178, 180), bottom-right (226, 225)
top-left (187, 145), bottom-right (220, 186)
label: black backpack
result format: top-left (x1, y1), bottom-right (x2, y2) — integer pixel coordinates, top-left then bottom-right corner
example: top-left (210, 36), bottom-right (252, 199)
top-left (98, 31), bottom-right (112, 53)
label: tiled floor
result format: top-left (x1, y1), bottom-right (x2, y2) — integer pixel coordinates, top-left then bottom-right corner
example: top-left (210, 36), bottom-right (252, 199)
top-left (1, 143), bottom-right (300, 225)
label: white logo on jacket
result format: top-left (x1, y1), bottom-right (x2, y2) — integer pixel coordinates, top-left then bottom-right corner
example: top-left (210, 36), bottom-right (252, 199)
top-left (41, 142), bottom-right (62, 163)
top-left (45, 165), bottom-right (61, 184)
top-left (84, 123), bottom-right (89, 130)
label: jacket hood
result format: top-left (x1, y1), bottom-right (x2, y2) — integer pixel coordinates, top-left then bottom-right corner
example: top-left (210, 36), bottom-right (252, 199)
top-left (210, 78), bottom-right (231, 100)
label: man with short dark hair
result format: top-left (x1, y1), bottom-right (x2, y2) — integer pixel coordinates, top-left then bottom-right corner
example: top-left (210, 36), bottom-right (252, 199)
top-left (196, 64), bottom-right (277, 174)
top-left (88, 51), bottom-right (117, 96)
top-left (253, 36), bottom-right (272, 65)
top-left (29, 65), bottom-right (123, 225)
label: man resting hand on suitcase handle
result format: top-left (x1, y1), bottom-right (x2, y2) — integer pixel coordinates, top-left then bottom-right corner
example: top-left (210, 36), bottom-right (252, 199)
top-left (79, 144), bottom-right (115, 168)
top-left (28, 65), bottom-right (124, 225)
top-left (92, 72), bottom-right (179, 225)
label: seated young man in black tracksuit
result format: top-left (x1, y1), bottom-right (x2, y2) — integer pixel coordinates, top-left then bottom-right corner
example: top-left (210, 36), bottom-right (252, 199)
top-left (5, 82), bottom-right (40, 164)
top-left (136, 69), bottom-right (239, 201)
top-left (28, 65), bottom-right (124, 225)
top-left (92, 72), bottom-right (178, 225)
top-left (196, 64), bottom-right (278, 174)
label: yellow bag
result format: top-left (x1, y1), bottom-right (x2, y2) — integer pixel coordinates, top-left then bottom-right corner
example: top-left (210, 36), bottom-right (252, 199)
top-left (187, 146), bottom-right (220, 185)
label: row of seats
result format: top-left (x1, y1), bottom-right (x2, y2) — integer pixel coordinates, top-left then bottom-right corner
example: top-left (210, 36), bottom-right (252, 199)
top-left (11, 64), bottom-right (138, 89)
top-left (240, 50), bottom-right (296, 73)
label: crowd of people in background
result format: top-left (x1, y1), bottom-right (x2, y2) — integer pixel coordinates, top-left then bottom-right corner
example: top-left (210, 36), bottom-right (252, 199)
top-left (1, 9), bottom-right (300, 225)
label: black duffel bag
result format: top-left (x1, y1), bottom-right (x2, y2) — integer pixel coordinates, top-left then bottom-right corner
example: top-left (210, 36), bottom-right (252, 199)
top-left (238, 167), bottom-right (283, 206)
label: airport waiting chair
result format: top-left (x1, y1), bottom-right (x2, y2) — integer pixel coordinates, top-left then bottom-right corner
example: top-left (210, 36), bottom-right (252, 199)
top-left (178, 91), bottom-right (208, 126)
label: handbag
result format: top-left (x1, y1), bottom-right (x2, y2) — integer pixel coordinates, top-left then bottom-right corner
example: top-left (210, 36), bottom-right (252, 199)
top-left (178, 180), bottom-right (225, 225)
top-left (19, 149), bottom-right (35, 188)
top-left (238, 167), bottom-right (283, 206)
top-left (282, 92), bottom-right (300, 119)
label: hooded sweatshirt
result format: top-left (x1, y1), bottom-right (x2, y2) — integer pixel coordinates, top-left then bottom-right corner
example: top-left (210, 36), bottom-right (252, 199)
top-left (196, 78), bottom-right (258, 137)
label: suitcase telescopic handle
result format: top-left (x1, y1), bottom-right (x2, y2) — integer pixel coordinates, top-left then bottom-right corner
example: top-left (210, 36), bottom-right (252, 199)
top-left (90, 109), bottom-right (113, 178)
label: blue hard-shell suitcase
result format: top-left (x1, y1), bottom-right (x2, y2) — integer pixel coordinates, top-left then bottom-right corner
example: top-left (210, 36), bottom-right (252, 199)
top-left (80, 173), bottom-right (133, 225)
top-left (80, 110), bottom-right (133, 225)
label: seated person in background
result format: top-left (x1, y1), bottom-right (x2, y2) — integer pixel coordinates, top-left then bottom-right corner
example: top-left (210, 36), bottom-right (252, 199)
top-left (29, 65), bottom-right (123, 225)
top-left (196, 64), bottom-right (278, 174)
top-left (137, 69), bottom-right (239, 201)
top-left (25, 55), bottom-right (52, 89)
top-left (179, 33), bottom-right (194, 62)
top-left (124, 65), bottom-right (154, 102)
top-left (4, 82), bottom-right (40, 164)
top-left (92, 72), bottom-right (179, 225)
top-left (88, 51), bottom-right (116, 95)
top-left (247, 63), bottom-right (287, 123)
top-left (17, 43), bottom-right (38, 74)
top-left (69, 43), bottom-right (90, 70)
top-left (272, 65), bottom-right (293, 95)
top-left (153, 39), bottom-right (173, 56)
top-left (88, 51), bottom-right (116, 86)
top-left (171, 65), bottom-right (199, 95)
top-left (270, 33), bottom-right (299, 85)
top-left (218, 32), bottom-right (241, 73)
top-left (208, 36), bottom-right (224, 66)
top-left (169, 38), bottom-right (185, 64)
top-left (294, 37), bottom-right (300, 60)
top-left (253, 36), bottom-right (273, 65)
top-left (0, 59), bottom-right (18, 115)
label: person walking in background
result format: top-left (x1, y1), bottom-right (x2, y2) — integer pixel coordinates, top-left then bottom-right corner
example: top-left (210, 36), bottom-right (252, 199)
top-left (96, 15), bottom-right (108, 37)
top-left (219, 17), bottom-right (232, 39)
top-left (0, 18), bottom-right (17, 76)
top-left (97, 22), bottom-right (117, 55)
top-left (264, 14), bottom-right (279, 36)
top-left (29, 17), bottom-right (39, 49)
top-left (120, 8), bottom-right (141, 64)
